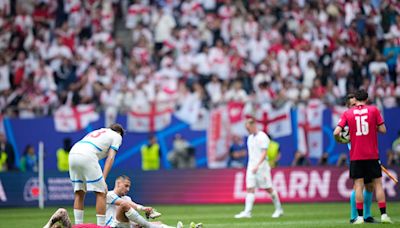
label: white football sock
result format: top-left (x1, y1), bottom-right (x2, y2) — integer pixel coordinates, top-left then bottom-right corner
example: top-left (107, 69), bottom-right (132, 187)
top-left (270, 190), bottom-right (282, 210)
top-left (125, 208), bottom-right (154, 228)
top-left (244, 192), bottom-right (255, 213)
top-left (73, 209), bottom-right (84, 224)
top-left (96, 214), bottom-right (106, 226)
top-left (160, 225), bottom-right (175, 228)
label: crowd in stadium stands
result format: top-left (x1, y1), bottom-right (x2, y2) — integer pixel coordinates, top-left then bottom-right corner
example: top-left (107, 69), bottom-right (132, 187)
top-left (0, 0), bottom-right (400, 119)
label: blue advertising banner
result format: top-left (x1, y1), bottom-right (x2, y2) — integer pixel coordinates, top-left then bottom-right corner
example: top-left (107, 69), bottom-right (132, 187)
top-left (3, 108), bottom-right (400, 171)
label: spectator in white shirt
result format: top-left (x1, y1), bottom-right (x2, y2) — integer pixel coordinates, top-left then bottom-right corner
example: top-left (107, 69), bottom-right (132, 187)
top-left (225, 80), bottom-right (248, 102)
top-left (153, 7), bottom-right (176, 50)
top-left (206, 74), bottom-right (222, 104)
top-left (47, 37), bottom-right (72, 72)
top-left (302, 60), bottom-right (317, 89)
top-left (192, 45), bottom-right (211, 78)
top-left (247, 32), bottom-right (269, 65)
top-left (34, 58), bottom-right (56, 92)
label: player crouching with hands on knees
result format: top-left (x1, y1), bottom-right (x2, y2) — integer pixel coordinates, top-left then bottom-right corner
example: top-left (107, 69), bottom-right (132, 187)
top-left (69, 123), bottom-right (125, 226)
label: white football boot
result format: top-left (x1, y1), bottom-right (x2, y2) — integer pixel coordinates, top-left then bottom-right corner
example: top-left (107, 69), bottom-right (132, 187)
top-left (234, 211), bottom-right (251, 218)
top-left (353, 216), bottom-right (364, 224)
top-left (381, 214), bottom-right (393, 224)
top-left (272, 208), bottom-right (284, 218)
top-left (176, 221), bottom-right (184, 228)
top-left (148, 209), bottom-right (162, 219)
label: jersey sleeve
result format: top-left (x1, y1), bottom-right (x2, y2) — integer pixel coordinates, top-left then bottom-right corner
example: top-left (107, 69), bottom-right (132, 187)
top-left (375, 107), bottom-right (384, 125)
top-left (257, 132), bottom-right (270, 150)
top-left (337, 111), bottom-right (347, 128)
top-left (123, 195), bottom-right (133, 202)
top-left (110, 132), bottom-right (122, 152)
top-left (107, 192), bottom-right (120, 205)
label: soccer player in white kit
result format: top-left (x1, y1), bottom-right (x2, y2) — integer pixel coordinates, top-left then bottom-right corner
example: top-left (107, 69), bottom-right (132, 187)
top-left (106, 175), bottom-right (202, 228)
top-left (69, 123), bottom-right (125, 226)
top-left (235, 118), bottom-right (283, 219)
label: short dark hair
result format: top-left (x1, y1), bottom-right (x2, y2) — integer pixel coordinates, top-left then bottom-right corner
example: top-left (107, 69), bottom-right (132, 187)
top-left (346, 93), bottom-right (355, 107)
top-left (116, 175), bottom-right (130, 182)
top-left (346, 93), bottom-right (355, 101)
top-left (109, 123), bottom-right (125, 137)
top-left (354, 89), bottom-right (368, 102)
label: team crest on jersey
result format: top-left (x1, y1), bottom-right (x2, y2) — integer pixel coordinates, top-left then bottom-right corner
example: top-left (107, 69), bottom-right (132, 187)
top-left (23, 177), bottom-right (47, 201)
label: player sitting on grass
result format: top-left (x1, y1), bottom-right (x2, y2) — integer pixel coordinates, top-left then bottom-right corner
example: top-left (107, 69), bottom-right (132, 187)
top-left (343, 94), bottom-right (375, 224)
top-left (106, 175), bottom-right (203, 228)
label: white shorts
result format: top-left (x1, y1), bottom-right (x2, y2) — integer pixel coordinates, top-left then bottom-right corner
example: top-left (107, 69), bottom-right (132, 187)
top-left (69, 145), bottom-right (106, 193)
top-left (246, 163), bottom-right (272, 189)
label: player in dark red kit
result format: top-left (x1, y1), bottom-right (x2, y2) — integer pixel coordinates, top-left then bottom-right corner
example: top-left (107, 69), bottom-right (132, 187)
top-left (333, 89), bottom-right (393, 224)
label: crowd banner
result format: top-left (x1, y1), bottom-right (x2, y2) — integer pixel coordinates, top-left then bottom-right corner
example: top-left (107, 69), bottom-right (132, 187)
top-left (1, 167), bottom-right (399, 207)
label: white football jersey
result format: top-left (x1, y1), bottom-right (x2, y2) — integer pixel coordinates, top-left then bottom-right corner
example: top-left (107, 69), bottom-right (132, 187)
top-left (77, 128), bottom-right (122, 160)
top-left (247, 131), bottom-right (270, 169)
top-left (106, 190), bottom-right (132, 226)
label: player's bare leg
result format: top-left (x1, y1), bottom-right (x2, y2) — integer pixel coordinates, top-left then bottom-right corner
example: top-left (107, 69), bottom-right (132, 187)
top-left (266, 188), bottom-right (283, 218)
top-left (373, 178), bottom-right (393, 224)
top-left (95, 191), bottom-right (106, 226)
top-left (353, 178), bottom-right (365, 224)
top-left (235, 188), bottom-right (254, 218)
top-left (43, 208), bottom-right (72, 228)
top-left (73, 190), bottom-right (85, 224)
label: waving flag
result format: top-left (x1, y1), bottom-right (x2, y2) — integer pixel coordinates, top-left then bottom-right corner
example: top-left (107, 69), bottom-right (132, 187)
top-left (128, 100), bottom-right (173, 132)
top-left (264, 102), bottom-right (292, 138)
top-left (248, 102), bottom-right (293, 138)
top-left (297, 99), bottom-right (325, 158)
top-left (175, 93), bottom-right (208, 130)
top-left (54, 104), bottom-right (99, 132)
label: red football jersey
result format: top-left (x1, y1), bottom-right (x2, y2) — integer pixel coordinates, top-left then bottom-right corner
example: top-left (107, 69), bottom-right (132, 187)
top-left (337, 105), bottom-right (384, 161)
top-left (73, 224), bottom-right (111, 228)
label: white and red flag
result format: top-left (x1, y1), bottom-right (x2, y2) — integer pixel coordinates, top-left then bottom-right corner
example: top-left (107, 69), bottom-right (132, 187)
top-left (297, 99), bottom-right (325, 158)
top-left (54, 104), bottom-right (99, 132)
top-left (227, 101), bottom-right (247, 135)
top-left (248, 102), bottom-right (292, 138)
top-left (127, 100), bottom-right (174, 132)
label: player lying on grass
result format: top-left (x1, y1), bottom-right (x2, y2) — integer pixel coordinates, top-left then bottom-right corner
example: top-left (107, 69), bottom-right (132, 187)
top-left (106, 175), bottom-right (203, 228)
top-left (343, 94), bottom-right (375, 224)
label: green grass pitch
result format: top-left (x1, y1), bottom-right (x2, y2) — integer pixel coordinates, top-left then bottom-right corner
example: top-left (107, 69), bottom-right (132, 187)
top-left (1, 202), bottom-right (399, 227)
